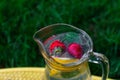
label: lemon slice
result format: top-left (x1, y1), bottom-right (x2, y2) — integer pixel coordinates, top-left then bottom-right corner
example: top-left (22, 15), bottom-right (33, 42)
top-left (52, 56), bottom-right (79, 64)
top-left (50, 57), bottom-right (79, 76)
top-left (50, 69), bottom-right (59, 76)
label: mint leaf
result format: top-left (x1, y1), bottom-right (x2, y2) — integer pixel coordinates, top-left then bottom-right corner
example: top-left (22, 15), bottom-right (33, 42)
top-left (62, 32), bottom-right (82, 44)
top-left (61, 70), bottom-right (80, 78)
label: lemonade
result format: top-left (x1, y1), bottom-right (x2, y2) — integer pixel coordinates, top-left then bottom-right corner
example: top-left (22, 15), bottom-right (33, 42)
top-left (45, 61), bottom-right (91, 80)
top-left (44, 32), bottom-right (91, 80)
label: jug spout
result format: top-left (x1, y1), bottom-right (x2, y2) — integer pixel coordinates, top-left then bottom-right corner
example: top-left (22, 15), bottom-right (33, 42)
top-left (33, 32), bottom-right (50, 59)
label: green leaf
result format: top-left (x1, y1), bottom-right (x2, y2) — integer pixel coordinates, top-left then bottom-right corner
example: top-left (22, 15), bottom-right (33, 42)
top-left (61, 70), bottom-right (80, 78)
top-left (62, 32), bottom-right (82, 44)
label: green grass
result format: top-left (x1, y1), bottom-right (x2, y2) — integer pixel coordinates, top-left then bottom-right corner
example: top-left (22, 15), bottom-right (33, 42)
top-left (0, 0), bottom-right (120, 79)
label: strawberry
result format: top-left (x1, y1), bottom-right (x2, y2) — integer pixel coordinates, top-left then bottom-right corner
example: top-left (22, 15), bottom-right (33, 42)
top-left (68, 43), bottom-right (83, 59)
top-left (49, 40), bottom-right (66, 56)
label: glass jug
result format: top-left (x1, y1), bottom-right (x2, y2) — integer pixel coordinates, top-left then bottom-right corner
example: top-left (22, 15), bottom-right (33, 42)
top-left (33, 23), bottom-right (109, 80)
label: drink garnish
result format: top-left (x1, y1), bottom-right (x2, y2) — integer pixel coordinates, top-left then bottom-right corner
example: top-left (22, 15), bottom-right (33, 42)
top-left (49, 40), bottom-right (66, 57)
top-left (68, 43), bottom-right (83, 59)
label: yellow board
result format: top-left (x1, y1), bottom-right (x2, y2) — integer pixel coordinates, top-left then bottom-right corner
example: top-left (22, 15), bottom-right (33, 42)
top-left (0, 67), bottom-right (114, 80)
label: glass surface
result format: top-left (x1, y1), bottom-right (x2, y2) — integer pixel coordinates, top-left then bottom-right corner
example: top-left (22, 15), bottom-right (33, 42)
top-left (45, 61), bottom-right (91, 80)
top-left (33, 23), bottom-right (109, 80)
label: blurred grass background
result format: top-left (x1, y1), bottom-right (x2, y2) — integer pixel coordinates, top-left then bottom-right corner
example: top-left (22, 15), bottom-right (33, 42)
top-left (0, 0), bottom-right (120, 79)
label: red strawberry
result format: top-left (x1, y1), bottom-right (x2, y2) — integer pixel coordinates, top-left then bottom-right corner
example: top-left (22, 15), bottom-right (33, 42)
top-left (49, 40), bottom-right (66, 55)
top-left (68, 43), bottom-right (83, 59)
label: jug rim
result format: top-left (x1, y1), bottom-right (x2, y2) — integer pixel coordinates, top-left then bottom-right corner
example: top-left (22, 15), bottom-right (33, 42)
top-left (33, 23), bottom-right (93, 67)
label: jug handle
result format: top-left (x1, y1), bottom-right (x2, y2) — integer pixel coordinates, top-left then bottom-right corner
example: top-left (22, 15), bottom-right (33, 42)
top-left (89, 52), bottom-right (109, 80)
